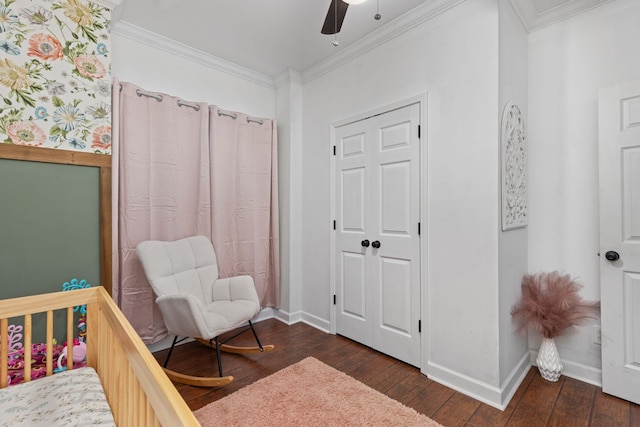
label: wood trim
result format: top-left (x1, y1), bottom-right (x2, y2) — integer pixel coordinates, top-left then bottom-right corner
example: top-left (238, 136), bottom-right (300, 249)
top-left (0, 144), bottom-right (112, 295)
top-left (99, 165), bottom-right (112, 294)
top-left (0, 143), bottom-right (111, 167)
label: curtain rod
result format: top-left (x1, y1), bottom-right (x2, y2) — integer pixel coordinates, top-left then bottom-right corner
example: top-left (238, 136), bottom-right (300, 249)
top-left (247, 117), bottom-right (264, 125)
top-left (136, 89), bottom-right (163, 102)
top-left (216, 109), bottom-right (264, 125)
top-left (118, 84), bottom-right (264, 125)
top-left (216, 110), bottom-right (238, 120)
top-left (177, 99), bottom-right (200, 111)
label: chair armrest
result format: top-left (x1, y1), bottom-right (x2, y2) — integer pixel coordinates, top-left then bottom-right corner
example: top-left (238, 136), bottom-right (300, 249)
top-left (156, 294), bottom-right (210, 339)
top-left (212, 275), bottom-right (259, 304)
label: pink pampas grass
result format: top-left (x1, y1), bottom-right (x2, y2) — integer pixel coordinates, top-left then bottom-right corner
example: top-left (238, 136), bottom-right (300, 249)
top-left (511, 272), bottom-right (600, 339)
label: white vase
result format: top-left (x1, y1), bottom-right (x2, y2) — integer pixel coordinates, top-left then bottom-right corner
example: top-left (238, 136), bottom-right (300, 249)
top-left (536, 337), bottom-right (563, 382)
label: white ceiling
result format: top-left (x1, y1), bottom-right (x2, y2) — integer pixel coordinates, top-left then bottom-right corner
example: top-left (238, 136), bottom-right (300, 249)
top-left (112, 0), bottom-right (614, 78)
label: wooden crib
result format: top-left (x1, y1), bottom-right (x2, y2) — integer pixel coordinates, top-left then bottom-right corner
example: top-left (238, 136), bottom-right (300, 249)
top-left (0, 286), bottom-right (200, 426)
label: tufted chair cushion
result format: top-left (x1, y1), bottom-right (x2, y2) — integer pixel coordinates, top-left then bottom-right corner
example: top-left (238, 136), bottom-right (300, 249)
top-left (136, 236), bottom-right (260, 339)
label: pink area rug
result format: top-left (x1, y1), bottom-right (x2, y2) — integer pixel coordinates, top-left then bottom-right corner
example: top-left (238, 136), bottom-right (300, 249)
top-left (194, 357), bottom-right (442, 426)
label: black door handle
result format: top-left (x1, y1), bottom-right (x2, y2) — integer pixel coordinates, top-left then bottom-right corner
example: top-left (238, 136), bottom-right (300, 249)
top-left (361, 240), bottom-right (370, 247)
top-left (371, 240), bottom-right (381, 249)
top-left (605, 251), bottom-right (620, 261)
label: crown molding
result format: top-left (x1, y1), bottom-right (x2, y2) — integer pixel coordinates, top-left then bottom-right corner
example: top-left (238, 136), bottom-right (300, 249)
top-left (301, 0), bottom-right (466, 84)
top-left (509, 0), bottom-right (614, 32)
top-left (90, 0), bottom-right (122, 10)
top-left (110, 0), bottom-right (466, 89)
top-left (274, 69), bottom-right (302, 89)
top-left (111, 21), bottom-right (275, 89)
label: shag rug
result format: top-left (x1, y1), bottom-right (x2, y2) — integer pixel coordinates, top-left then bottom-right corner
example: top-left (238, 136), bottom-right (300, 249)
top-left (194, 357), bottom-right (442, 426)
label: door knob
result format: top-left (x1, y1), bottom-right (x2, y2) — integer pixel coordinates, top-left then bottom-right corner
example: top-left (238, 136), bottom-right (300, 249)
top-left (605, 251), bottom-right (620, 261)
top-left (371, 240), bottom-right (381, 248)
top-left (361, 240), bottom-right (370, 248)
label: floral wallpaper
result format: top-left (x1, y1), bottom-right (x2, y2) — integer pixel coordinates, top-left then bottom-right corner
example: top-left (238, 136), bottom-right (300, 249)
top-left (0, 0), bottom-right (111, 154)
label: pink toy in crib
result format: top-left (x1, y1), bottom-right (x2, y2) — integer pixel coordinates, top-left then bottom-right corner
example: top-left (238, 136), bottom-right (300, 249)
top-left (7, 325), bottom-right (23, 355)
top-left (55, 339), bottom-right (87, 372)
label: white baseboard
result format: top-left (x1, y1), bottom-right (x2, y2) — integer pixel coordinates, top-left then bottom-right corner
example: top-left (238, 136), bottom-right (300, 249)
top-left (300, 312), bottom-right (331, 333)
top-left (271, 308), bottom-right (302, 325)
top-left (260, 308), bottom-right (329, 332)
top-left (253, 307), bottom-right (277, 322)
top-left (426, 362), bottom-right (504, 410)
top-left (500, 353), bottom-right (532, 408)
top-left (425, 352), bottom-right (531, 411)
top-left (529, 350), bottom-right (602, 387)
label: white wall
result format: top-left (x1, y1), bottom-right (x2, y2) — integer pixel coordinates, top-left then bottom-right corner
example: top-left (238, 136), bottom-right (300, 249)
top-left (498, 0), bottom-right (529, 390)
top-left (528, 0), bottom-right (640, 384)
top-left (275, 70), bottom-right (303, 320)
top-left (110, 34), bottom-right (275, 118)
top-left (300, 0), bottom-right (511, 407)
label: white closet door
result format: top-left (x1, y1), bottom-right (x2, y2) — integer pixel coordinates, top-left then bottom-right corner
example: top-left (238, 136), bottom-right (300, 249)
top-left (335, 103), bottom-right (421, 367)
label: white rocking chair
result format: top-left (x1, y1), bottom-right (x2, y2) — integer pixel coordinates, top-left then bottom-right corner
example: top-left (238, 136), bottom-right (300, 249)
top-left (136, 235), bottom-right (274, 387)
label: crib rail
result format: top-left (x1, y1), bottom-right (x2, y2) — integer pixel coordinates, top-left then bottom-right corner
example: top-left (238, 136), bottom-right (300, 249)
top-left (0, 290), bottom-right (88, 388)
top-left (0, 286), bottom-right (199, 426)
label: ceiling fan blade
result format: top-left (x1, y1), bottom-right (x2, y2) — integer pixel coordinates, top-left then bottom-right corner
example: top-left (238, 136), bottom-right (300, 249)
top-left (321, 0), bottom-right (349, 35)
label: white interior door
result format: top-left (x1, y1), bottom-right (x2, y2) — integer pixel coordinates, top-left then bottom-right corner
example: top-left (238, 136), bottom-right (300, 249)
top-left (334, 103), bottom-right (421, 367)
top-left (598, 80), bottom-right (640, 404)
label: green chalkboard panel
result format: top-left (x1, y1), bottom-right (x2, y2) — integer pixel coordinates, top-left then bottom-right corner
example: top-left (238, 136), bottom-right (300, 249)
top-left (0, 158), bottom-right (100, 342)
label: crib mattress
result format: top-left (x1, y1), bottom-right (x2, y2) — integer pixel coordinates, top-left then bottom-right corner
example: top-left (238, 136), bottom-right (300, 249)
top-left (0, 366), bottom-right (115, 426)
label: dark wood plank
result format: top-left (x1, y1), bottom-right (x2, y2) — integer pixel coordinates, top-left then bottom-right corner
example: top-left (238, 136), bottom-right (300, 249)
top-left (385, 367), bottom-right (433, 407)
top-left (548, 377), bottom-right (597, 427)
top-left (341, 352), bottom-right (396, 384)
top-left (431, 391), bottom-right (481, 427)
top-left (330, 344), bottom-right (380, 375)
top-left (629, 402), bottom-right (640, 427)
top-left (364, 358), bottom-right (414, 395)
top-left (507, 370), bottom-right (564, 426)
top-left (590, 391), bottom-right (630, 426)
top-left (466, 367), bottom-right (537, 427)
top-left (406, 380), bottom-right (456, 417)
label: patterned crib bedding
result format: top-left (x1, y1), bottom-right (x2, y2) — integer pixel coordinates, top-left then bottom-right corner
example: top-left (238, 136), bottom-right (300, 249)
top-left (0, 367), bottom-right (115, 426)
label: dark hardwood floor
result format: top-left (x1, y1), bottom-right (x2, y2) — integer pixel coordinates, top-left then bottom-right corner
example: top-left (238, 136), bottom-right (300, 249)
top-left (153, 319), bottom-right (640, 426)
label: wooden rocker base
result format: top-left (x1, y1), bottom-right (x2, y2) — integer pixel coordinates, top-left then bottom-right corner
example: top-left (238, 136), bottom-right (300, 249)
top-left (163, 368), bottom-right (234, 387)
top-left (195, 338), bottom-right (275, 354)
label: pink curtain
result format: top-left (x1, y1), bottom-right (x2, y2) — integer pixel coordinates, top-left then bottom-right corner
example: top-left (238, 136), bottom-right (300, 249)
top-left (112, 81), bottom-right (210, 343)
top-left (209, 107), bottom-right (280, 308)
top-left (111, 81), bottom-right (280, 343)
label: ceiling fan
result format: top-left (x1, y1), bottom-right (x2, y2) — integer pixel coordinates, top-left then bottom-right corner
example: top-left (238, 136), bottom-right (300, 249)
top-left (321, 0), bottom-right (369, 35)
